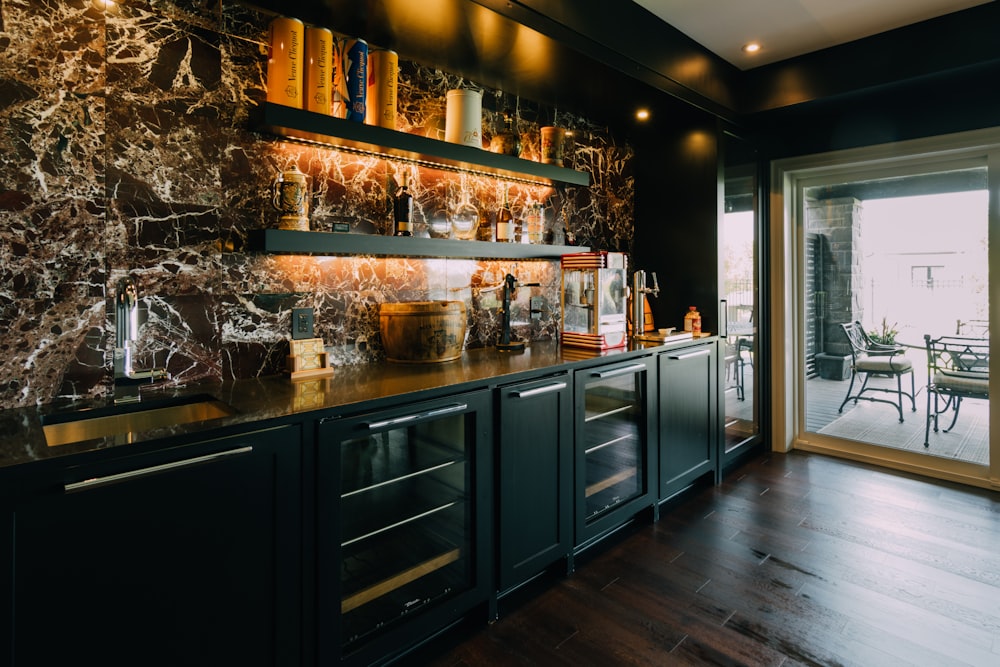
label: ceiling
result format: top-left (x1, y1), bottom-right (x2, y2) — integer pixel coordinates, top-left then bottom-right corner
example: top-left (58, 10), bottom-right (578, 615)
top-left (631, 0), bottom-right (993, 69)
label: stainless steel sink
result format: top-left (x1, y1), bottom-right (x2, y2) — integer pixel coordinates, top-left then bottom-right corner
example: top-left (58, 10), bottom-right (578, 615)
top-left (41, 394), bottom-right (236, 447)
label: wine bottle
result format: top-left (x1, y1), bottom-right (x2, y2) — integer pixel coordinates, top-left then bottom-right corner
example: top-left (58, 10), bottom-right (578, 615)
top-left (393, 172), bottom-right (413, 236)
top-left (495, 188), bottom-right (514, 243)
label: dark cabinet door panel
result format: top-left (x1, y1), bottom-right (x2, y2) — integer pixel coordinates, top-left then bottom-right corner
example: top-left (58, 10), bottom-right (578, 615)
top-left (659, 343), bottom-right (719, 499)
top-left (12, 426), bottom-right (302, 667)
top-left (497, 375), bottom-right (572, 592)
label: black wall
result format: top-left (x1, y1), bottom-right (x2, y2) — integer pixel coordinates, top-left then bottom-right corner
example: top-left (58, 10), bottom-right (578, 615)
top-left (749, 60), bottom-right (1000, 161)
top-left (631, 102), bottom-right (721, 333)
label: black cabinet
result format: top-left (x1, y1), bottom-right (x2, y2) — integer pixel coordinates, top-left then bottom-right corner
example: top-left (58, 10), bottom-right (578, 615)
top-left (496, 374), bottom-right (573, 594)
top-left (658, 342), bottom-right (719, 500)
top-left (11, 425), bottom-right (302, 667)
top-left (317, 390), bottom-right (492, 666)
top-left (573, 357), bottom-right (656, 548)
top-left (0, 503), bottom-right (10, 665)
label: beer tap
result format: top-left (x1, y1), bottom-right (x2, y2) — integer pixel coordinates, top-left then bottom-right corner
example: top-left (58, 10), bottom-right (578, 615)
top-left (631, 269), bottom-right (659, 338)
top-left (497, 273), bottom-right (539, 352)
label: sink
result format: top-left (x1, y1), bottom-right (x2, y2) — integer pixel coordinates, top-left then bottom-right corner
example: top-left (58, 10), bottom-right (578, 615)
top-left (41, 394), bottom-right (236, 447)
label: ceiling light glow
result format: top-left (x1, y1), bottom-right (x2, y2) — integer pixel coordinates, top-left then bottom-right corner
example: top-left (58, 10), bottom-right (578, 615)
top-left (636, 109), bottom-right (650, 121)
top-left (742, 42), bottom-right (761, 54)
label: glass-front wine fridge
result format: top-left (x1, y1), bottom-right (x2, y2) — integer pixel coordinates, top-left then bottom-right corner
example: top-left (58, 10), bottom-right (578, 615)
top-left (573, 356), bottom-right (655, 547)
top-left (317, 389), bottom-right (491, 666)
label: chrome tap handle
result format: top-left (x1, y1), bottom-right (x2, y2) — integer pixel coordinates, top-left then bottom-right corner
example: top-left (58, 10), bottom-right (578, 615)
top-left (631, 270), bottom-right (646, 336)
top-left (115, 276), bottom-right (138, 349)
top-left (649, 272), bottom-right (660, 296)
top-left (112, 275), bottom-right (171, 403)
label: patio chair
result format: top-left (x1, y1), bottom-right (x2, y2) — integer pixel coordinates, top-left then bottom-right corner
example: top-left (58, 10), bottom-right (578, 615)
top-left (923, 334), bottom-right (989, 447)
top-left (837, 321), bottom-right (916, 422)
top-left (725, 340), bottom-right (745, 401)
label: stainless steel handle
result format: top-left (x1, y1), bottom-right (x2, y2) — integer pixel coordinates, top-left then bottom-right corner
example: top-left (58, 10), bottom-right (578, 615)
top-left (720, 299), bottom-right (728, 337)
top-left (511, 382), bottom-right (567, 398)
top-left (591, 363), bottom-right (646, 379)
top-left (65, 446), bottom-right (254, 493)
top-left (366, 403), bottom-right (468, 430)
top-left (668, 349), bottom-right (711, 360)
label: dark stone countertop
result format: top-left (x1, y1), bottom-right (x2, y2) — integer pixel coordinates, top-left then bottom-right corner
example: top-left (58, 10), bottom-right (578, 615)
top-left (0, 337), bottom-right (714, 474)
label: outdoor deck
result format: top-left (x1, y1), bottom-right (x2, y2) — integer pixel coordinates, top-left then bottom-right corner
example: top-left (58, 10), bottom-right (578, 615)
top-left (724, 348), bottom-right (989, 465)
top-left (806, 363), bottom-right (989, 465)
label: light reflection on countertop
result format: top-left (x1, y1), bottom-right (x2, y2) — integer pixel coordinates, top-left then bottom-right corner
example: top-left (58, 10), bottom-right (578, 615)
top-left (0, 337), bottom-right (715, 472)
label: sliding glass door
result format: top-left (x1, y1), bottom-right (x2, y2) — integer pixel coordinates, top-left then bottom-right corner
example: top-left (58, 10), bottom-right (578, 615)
top-left (721, 133), bottom-right (762, 467)
top-left (772, 129), bottom-right (998, 487)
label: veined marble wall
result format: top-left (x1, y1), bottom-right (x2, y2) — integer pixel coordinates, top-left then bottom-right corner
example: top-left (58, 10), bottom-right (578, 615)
top-left (0, 0), bottom-right (634, 409)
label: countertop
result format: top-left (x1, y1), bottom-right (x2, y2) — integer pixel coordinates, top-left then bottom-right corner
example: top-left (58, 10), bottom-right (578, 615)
top-left (0, 337), bottom-right (714, 473)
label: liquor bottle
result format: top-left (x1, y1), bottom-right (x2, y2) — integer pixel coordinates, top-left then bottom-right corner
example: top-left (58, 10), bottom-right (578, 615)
top-left (489, 109), bottom-right (521, 156)
top-left (393, 172), bottom-right (413, 236)
top-left (684, 306), bottom-right (702, 333)
top-left (495, 188), bottom-right (514, 243)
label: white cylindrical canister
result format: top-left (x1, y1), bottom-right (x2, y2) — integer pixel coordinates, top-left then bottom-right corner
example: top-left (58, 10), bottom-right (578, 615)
top-left (365, 49), bottom-right (398, 129)
top-left (266, 16), bottom-right (305, 108)
top-left (445, 89), bottom-right (483, 148)
top-left (304, 26), bottom-right (333, 115)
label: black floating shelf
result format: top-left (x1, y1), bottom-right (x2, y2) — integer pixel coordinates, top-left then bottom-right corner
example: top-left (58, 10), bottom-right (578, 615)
top-left (252, 229), bottom-right (589, 259)
top-left (258, 103), bottom-right (591, 187)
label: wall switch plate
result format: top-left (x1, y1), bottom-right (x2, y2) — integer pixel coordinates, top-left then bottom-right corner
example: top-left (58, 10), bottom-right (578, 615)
top-left (292, 307), bottom-right (314, 340)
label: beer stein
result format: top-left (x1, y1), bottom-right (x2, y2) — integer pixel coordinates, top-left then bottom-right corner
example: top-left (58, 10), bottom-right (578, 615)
top-left (540, 126), bottom-right (566, 166)
top-left (271, 165), bottom-right (310, 231)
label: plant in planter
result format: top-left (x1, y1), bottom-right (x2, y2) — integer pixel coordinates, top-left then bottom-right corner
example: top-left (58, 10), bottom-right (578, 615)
top-left (868, 317), bottom-right (899, 346)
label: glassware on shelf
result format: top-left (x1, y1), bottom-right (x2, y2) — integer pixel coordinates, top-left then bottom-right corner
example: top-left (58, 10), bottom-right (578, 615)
top-left (526, 202), bottom-right (544, 244)
top-left (450, 176), bottom-right (480, 240)
top-left (428, 209), bottom-right (451, 238)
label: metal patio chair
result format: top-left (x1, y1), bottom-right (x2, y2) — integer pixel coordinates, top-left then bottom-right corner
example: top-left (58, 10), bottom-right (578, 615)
top-left (838, 321), bottom-right (916, 422)
top-left (923, 334), bottom-right (989, 447)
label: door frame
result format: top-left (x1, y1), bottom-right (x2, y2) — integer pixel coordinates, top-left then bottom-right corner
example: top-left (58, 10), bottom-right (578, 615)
top-left (769, 126), bottom-right (1000, 490)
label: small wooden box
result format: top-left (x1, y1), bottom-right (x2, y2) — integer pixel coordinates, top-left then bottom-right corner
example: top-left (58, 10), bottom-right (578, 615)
top-left (287, 337), bottom-right (334, 380)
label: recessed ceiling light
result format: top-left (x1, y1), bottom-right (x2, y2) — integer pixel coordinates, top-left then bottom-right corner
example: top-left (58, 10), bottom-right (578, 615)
top-left (636, 109), bottom-right (650, 121)
top-left (742, 42), bottom-right (761, 54)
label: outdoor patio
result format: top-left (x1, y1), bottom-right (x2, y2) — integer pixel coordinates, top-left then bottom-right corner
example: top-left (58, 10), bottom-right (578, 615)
top-left (806, 360), bottom-right (989, 465)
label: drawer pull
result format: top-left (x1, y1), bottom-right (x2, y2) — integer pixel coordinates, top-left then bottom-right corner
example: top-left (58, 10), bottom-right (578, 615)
top-left (366, 403), bottom-right (467, 430)
top-left (511, 382), bottom-right (567, 398)
top-left (668, 349), bottom-right (711, 360)
top-left (591, 363), bottom-right (646, 379)
top-left (65, 446), bottom-right (254, 493)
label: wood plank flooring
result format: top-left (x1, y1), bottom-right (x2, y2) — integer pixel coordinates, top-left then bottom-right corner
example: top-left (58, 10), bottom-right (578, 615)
top-left (413, 451), bottom-right (1000, 666)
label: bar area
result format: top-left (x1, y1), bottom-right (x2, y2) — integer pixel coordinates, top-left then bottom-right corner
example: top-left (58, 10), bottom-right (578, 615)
top-left (4, 0), bottom-right (999, 665)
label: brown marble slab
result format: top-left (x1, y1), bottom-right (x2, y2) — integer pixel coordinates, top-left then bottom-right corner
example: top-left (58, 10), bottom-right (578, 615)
top-left (0, 1), bottom-right (635, 411)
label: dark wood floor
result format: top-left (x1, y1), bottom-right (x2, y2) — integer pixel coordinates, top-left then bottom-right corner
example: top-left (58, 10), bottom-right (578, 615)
top-left (413, 451), bottom-right (1000, 666)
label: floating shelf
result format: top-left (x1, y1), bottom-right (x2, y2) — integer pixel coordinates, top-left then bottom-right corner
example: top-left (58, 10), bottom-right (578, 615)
top-left (251, 229), bottom-right (589, 259)
top-left (257, 103), bottom-right (591, 187)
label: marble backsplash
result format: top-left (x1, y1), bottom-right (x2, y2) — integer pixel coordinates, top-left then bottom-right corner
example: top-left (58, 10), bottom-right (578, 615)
top-left (0, 0), bottom-right (634, 409)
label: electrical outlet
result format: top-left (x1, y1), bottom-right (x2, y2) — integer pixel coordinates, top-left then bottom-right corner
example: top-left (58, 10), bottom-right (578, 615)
top-left (530, 297), bottom-right (545, 320)
top-left (292, 307), bottom-right (314, 340)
